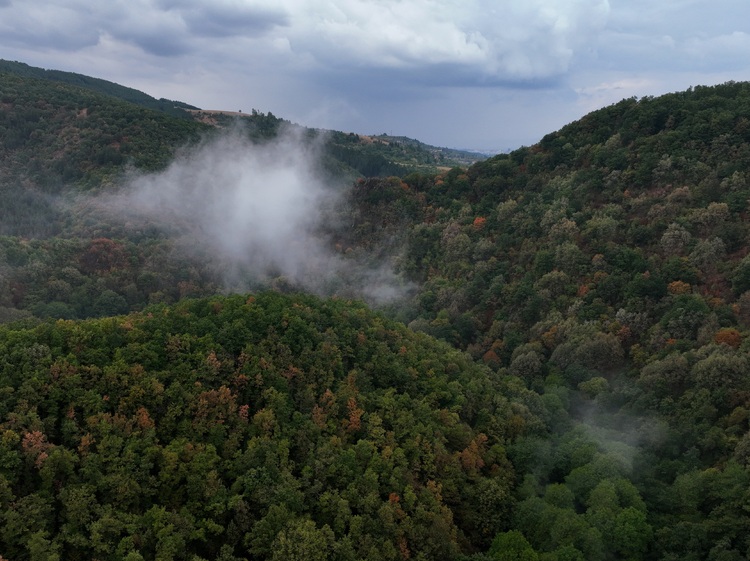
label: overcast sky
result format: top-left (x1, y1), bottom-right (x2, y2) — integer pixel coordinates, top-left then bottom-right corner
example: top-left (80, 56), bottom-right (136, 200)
top-left (2, 0), bottom-right (750, 152)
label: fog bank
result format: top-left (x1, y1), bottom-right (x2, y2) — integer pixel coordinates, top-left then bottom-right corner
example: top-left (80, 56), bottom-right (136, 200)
top-left (94, 127), bottom-right (408, 304)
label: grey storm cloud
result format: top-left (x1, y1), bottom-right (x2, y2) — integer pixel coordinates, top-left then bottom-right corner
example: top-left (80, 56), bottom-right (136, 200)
top-left (0, 0), bottom-right (288, 57)
top-left (110, 1), bottom-right (290, 56)
top-left (180, 3), bottom-right (289, 37)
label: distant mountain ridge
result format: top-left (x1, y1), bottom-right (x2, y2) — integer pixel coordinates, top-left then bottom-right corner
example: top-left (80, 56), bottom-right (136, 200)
top-left (0, 59), bottom-right (487, 182)
top-left (0, 69), bottom-right (208, 191)
top-left (0, 59), bottom-right (199, 118)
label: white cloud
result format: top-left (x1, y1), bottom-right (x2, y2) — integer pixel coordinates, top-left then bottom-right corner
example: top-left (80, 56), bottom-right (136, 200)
top-left (280, 0), bottom-right (610, 84)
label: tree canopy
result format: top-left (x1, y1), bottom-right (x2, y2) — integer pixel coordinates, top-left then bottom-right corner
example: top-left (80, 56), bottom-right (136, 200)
top-left (4, 64), bottom-right (750, 559)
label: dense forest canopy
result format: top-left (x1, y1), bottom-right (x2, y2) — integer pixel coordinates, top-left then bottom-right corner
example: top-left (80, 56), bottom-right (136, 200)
top-left (0, 293), bottom-right (546, 560)
top-left (2, 62), bottom-right (750, 559)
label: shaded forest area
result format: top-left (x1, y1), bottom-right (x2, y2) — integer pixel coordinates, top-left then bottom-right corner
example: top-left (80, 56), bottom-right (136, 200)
top-left (2, 64), bottom-right (750, 560)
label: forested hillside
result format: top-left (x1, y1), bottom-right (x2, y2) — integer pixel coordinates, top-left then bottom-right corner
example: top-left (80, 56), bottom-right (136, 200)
top-left (374, 80), bottom-right (750, 560)
top-left (0, 293), bottom-right (547, 560)
top-left (3, 63), bottom-right (750, 560)
top-left (0, 71), bottom-right (208, 190)
top-left (0, 59), bottom-right (200, 118)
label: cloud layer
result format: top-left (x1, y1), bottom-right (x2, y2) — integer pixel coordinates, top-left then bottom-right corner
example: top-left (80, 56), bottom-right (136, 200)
top-left (0, 0), bottom-right (609, 85)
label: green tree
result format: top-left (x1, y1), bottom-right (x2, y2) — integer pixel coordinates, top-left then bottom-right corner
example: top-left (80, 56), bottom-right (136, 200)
top-left (489, 530), bottom-right (538, 561)
top-left (270, 519), bottom-right (335, 561)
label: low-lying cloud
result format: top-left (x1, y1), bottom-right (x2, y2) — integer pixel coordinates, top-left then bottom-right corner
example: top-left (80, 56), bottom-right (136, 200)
top-left (93, 126), bottom-right (408, 304)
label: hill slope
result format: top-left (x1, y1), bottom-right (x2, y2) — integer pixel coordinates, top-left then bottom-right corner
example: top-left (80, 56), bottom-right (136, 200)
top-left (372, 80), bottom-right (750, 560)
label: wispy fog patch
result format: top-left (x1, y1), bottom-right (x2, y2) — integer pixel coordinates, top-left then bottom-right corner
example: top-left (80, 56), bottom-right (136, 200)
top-left (92, 126), bottom-right (409, 304)
top-left (576, 399), bottom-right (670, 473)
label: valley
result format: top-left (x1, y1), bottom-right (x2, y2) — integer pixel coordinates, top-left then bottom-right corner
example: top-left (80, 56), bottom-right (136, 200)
top-left (1, 62), bottom-right (750, 560)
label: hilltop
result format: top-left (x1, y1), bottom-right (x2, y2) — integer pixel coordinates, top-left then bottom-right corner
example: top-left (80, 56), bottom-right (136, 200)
top-left (0, 292), bottom-right (542, 560)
